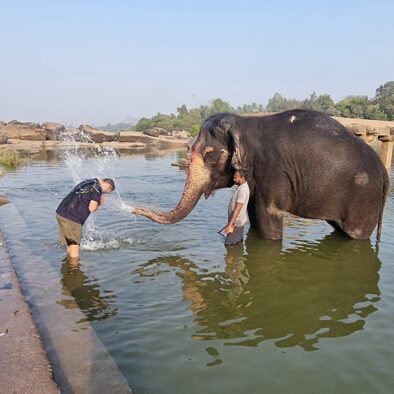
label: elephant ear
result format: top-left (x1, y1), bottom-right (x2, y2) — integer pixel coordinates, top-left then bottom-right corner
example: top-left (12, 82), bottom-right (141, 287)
top-left (228, 126), bottom-right (247, 171)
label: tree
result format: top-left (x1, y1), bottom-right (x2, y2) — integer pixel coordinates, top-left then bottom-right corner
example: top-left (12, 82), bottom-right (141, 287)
top-left (364, 103), bottom-right (388, 120)
top-left (177, 104), bottom-right (188, 117)
top-left (236, 103), bottom-right (265, 114)
top-left (135, 117), bottom-right (153, 131)
top-left (210, 98), bottom-right (235, 114)
top-left (375, 81), bottom-right (394, 120)
top-left (266, 93), bottom-right (302, 112)
top-left (302, 92), bottom-right (339, 115)
top-left (334, 96), bottom-right (370, 118)
top-left (266, 93), bottom-right (286, 112)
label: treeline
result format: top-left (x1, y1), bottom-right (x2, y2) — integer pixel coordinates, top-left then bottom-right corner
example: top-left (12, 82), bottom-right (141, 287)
top-left (135, 81), bottom-right (393, 136)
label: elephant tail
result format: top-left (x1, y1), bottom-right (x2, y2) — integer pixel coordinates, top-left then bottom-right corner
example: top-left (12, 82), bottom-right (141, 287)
top-left (377, 171), bottom-right (389, 242)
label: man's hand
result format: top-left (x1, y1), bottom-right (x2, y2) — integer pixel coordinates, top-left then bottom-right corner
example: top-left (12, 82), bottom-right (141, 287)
top-left (99, 196), bottom-right (106, 206)
top-left (223, 223), bottom-right (235, 235)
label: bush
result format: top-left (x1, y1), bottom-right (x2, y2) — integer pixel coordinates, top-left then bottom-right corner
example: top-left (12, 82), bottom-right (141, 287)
top-left (0, 150), bottom-right (21, 168)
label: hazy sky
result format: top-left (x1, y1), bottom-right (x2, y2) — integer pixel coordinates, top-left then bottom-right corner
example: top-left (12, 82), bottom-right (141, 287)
top-left (1, 0), bottom-right (393, 126)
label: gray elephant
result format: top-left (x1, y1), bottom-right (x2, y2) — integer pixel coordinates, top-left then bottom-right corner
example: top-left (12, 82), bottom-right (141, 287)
top-left (134, 109), bottom-right (389, 240)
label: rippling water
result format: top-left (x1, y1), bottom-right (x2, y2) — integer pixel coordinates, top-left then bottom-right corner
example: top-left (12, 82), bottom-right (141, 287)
top-left (1, 149), bottom-right (394, 393)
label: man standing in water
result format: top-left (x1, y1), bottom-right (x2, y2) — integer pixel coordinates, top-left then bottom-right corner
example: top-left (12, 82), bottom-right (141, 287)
top-left (56, 178), bottom-right (115, 262)
top-left (223, 170), bottom-right (250, 245)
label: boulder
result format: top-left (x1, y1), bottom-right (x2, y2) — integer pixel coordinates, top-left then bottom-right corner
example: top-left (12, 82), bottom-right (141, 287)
top-left (142, 127), bottom-right (170, 137)
top-left (118, 131), bottom-right (159, 144)
top-left (78, 125), bottom-right (119, 143)
top-left (0, 133), bottom-right (8, 144)
top-left (41, 122), bottom-right (66, 140)
top-left (143, 128), bottom-right (160, 137)
top-left (155, 127), bottom-right (170, 136)
top-left (0, 120), bottom-right (47, 141)
top-left (171, 130), bottom-right (191, 139)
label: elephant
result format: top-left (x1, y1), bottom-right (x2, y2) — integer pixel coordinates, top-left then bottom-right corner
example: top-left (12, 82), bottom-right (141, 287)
top-left (134, 109), bottom-right (389, 241)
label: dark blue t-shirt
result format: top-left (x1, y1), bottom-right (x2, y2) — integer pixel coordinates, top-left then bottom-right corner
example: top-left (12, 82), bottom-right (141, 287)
top-left (56, 179), bottom-right (103, 225)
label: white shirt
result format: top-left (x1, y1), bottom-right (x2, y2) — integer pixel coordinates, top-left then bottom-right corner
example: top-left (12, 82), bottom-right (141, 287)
top-left (228, 182), bottom-right (250, 226)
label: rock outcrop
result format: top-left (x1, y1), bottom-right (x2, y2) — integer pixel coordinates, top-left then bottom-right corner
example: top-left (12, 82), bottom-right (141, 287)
top-left (143, 127), bottom-right (170, 137)
top-left (171, 130), bottom-right (191, 139)
top-left (0, 133), bottom-right (8, 144)
top-left (78, 125), bottom-right (119, 143)
top-left (0, 120), bottom-right (48, 141)
top-left (0, 120), bottom-right (67, 141)
top-left (119, 131), bottom-right (161, 144)
top-left (41, 122), bottom-right (66, 140)
top-left (142, 127), bottom-right (191, 139)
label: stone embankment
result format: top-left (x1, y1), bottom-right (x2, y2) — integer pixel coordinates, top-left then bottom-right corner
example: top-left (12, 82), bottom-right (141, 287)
top-left (332, 116), bottom-right (394, 168)
top-left (0, 232), bottom-right (59, 393)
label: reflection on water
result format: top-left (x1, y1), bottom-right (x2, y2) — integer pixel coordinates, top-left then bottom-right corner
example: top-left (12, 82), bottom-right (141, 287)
top-left (58, 262), bottom-right (118, 323)
top-left (136, 231), bottom-right (381, 352)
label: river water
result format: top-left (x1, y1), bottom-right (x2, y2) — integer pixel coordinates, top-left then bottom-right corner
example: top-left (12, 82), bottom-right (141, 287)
top-left (1, 148), bottom-right (394, 393)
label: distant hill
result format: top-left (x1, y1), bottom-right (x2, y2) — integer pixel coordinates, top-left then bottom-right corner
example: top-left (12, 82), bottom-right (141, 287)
top-left (95, 116), bottom-right (139, 131)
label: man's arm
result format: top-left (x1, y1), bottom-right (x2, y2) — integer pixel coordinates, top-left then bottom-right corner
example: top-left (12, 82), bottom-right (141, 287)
top-left (88, 196), bottom-right (105, 213)
top-left (223, 202), bottom-right (244, 234)
top-left (88, 200), bottom-right (99, 212)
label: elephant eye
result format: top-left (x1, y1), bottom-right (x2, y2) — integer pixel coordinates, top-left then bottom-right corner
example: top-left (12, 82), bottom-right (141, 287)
top-left (203, 147), bottom-right (215, 157)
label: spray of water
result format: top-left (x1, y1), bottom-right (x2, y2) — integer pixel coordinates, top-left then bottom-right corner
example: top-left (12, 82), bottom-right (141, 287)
top-left (61, 128), bottom-right (135, 250)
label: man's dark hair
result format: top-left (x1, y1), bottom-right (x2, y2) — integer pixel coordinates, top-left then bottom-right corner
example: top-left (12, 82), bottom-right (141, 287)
top-left (236, 169), bottom-right (247, 179)
top-left (102, 178), bottom-right (115, 191)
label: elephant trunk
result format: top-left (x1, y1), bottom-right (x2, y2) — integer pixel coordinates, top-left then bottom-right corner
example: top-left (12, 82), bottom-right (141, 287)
top-left (134, 153), bottom-right (210, 224)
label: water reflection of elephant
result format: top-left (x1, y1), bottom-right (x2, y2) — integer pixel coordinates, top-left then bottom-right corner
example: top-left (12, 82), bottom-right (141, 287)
top-left (58, 262), bottom-right (118, 322)
top-left (141, 232), bottom-right (381, 351)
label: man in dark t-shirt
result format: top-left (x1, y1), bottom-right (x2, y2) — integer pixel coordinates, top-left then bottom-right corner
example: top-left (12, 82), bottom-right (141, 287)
top-left (56, 178), bottom-right (115, 262)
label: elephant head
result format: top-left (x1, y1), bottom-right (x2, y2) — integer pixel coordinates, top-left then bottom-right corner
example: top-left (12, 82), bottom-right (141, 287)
top-left (134, 113), bottom-right (250, 224)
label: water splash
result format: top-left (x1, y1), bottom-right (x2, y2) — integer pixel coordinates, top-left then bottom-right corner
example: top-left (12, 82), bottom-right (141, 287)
top-left (60, 128), bottom-right (135, 250)
top-left (61, 129), bottom-right (120, 184)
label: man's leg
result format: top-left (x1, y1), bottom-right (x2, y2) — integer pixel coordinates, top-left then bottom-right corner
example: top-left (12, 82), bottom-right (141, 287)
top-left (67, 244), bottom-right (80, 259)
top-left (67, 244), bottom-right (81, 266)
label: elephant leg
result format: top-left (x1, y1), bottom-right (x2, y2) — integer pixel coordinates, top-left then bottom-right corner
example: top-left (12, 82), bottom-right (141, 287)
top-left (254, 195), bottom-right (285, 240)
top-left (327, 219), bottom-right (373, 240)
top-left (341, 216), bottom-right (376, 240)
top-left (326, 220), bottom-right (345, 234)
top-left (247, 194), bottom-right (258, 229)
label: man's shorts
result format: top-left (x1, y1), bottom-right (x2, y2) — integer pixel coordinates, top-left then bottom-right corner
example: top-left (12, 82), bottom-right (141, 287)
top-left (225, 225), bottom-right (244, 246)
top-left (56, 214), bottom-right (82, 246)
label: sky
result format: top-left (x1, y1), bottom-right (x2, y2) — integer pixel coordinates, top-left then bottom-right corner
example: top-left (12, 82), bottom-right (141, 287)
top-left (1, 0), bottom-right (393, 126)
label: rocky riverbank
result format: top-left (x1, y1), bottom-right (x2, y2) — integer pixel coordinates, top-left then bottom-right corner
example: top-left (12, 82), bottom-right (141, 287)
top-left (0, 121), bottom-right (190, 155)
top-left (1, 116), bottom-right (393, 168)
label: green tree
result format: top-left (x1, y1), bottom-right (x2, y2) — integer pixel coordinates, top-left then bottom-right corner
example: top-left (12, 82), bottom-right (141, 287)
top-left (236, 103), bottom-right (265, 114)
top-left (266, 93), bottom-right (302, 112)
top-left (375, 81), bottom-right (394, 120)
top-left (334, 96), bottom-right (370, 118)
top-left (135, 117), bottom-right (153, 131)
top-left (302, 92), bottom-right (338, 115)
top-left (266, 93), bottom-right (287, 112)
top-left (190, 124), bottom-right (201, 137)
top-left (177, 104), bottom-right (188, 117)
top-left (364, 103), bottom-right (388, 120)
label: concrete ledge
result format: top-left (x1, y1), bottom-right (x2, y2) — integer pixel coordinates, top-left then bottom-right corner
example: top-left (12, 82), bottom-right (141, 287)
top-left (0, 232), bottom-right (59, 393)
